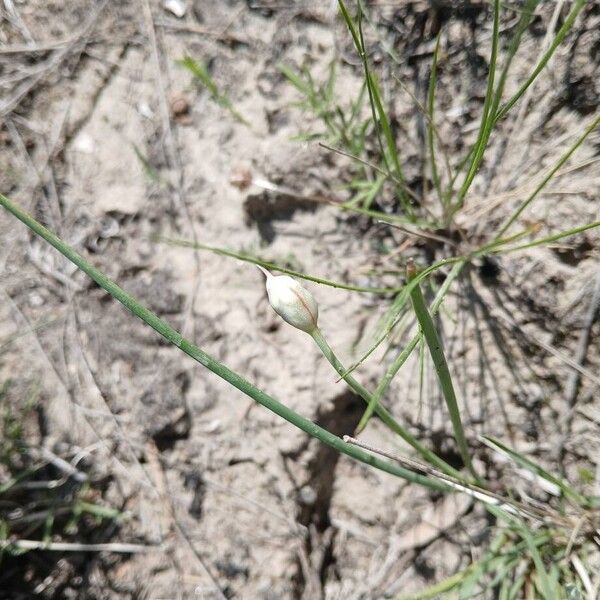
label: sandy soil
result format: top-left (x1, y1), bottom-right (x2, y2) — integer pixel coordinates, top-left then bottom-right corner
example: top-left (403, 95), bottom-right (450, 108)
top-left (0, 1), bottom-right (599, 598)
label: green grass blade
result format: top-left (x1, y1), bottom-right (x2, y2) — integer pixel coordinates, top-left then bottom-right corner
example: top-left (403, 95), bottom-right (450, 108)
top-left (396, 568), bottom-right (469, 600)
top-left (359, 333), bottom-right (419, 430)
top-left (338, 0), bottom-right (382, 164)
top-left (489, 0), bottom-right (539, 120)
top-left (343, 288), bottom-right (411, 379)
top-left (153, 235), bottom-right (402, 294)
top-left (366, 68), bottom-right (407, 193)
top-left (494, 113), bottom-right (600, 239)
top-left (514, 521), bottom-right (555, 600)
top-left (494, 0), bottom-right (586, 124)
top-left (458, 532), bottom-right (509, 599)
top-left (338, 0), bottom-right (411, 213)
top-left (393, 73), bottom-right (454, 199)
top-left (133, 144), bottom-right (163, 185)
top-left (178, 56), bottom-right (250, 126)
top-left (0, 192), bottom-right (449, 492)
top-left (356, 262), bottom-right (464, 431)
top-left (407, 263), bottom-right (478, 480)
top-left (343, 260), bottom-right (464, 382)
top-left (490, 220), bottom-right (600, 255)
top-left (427, 34), bottom-right (443, 206)
top-left (311, 327), bottom-right (461, 479)
top-left (454, 0), bottom-right (500, 210)
top-left (278, 63), bottom-right (312, 96)
top-left (336, 0), bottom-right (362, 53)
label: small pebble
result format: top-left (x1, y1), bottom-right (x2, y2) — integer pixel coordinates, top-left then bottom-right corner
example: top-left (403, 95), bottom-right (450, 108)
top-left (163, 0), bottom-right (186, 18)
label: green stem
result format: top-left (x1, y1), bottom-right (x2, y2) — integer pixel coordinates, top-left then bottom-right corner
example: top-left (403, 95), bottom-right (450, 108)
top-left (493, 0), bottom-right (586, 124)
top-left (356, 261), bottom-right (465, 432)
top-left (427, 34), bottom-right (443, 207)
top-left (495, 113), bottom-right (600, 239)
top-left (407, 265), bottom-right (479, 482)
top-left (453, 0), bottom-right (500, 211)
top-left (310, 327), bottom-right (461, 479)
top-left (0, 192), bottom-right (446, 492)
top-left (154, 235), bottom-right (399, 294)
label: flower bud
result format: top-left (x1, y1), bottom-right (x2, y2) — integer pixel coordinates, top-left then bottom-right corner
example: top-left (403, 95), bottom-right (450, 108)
top-left (257, 266), bottom-right (318, 334)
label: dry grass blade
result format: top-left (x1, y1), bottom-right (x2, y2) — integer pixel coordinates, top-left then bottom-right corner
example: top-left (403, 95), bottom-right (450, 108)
top-left (1, 540), bottom-right (154, 554)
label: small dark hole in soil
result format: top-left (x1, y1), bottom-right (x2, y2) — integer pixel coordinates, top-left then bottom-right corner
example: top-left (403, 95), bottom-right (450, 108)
top-left (565, 76), bottom-right (599, 116)
top-left (478, 256), bottom-right (501, 285)
top-left (552, 238), bottom-right (593, 265)
top-left (184, 472), bottom-right (206, 520)
top-left (430, 431), bottom-right (465, 472)
top-left (414, 554), bottom-right (436, 581)
top-left (152, 411), bottom-right (191, 451)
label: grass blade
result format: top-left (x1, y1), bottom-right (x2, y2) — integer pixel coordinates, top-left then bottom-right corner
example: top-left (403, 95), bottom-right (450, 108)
top-left (337, 0), bottom-right (411, 214)
top-left (494, 0), bottom-right (586, 124)
top-left (491, 220), bottom-right (600, 255)
top-left (427, 34), bottom-right (443, 206)
top-left (310, 327), bottom-right (461, 479)
top-left (495, 113), bottom-right (600, 239)
top-left (153, 235), bottom-right (402, 294)
top-left (489, 0), bottom-right (539, 119)
top-left (178, 56), bottom-right (250, 126)
top-left (343, 260), bottom-right (464, 384)
top-left (355, 262), bottom-right (464, 435)
top-left (0, 192), bottom-right (447, 492)
top-left (278, 63), bottom-right (312, 96)
top-left (513, 520), bottom-right (556, 600)
top-left (406, 262), bottom-right (478, 480)
top-left (454, 0), bottom-right (500, 210)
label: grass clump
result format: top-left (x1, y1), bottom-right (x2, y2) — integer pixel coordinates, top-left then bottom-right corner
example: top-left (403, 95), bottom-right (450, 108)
top-left (0, 380), bottom-right (126, 596)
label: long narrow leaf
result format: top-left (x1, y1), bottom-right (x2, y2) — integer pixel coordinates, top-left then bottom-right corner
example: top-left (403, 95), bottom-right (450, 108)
top-left (311, 327), bottom-right (460, 479)
top-left (338, 0), bottom-right (411, 213)
top-left (178, 56), bottom-right (250, 126)
top-left (454, 0), bottom-right (500, 209)
top-left (494, 0), bottom-right (586, 124)
top-left (495, 113), bottom-right (600, 238)
top-left (154, 235), bottom-right (402, 294)
top-left (0, 192), bottom-right (446, 492)
top-left (427, 34), bottom-right (443, 206)
top-left (406, 263), bottom-right (478, 480)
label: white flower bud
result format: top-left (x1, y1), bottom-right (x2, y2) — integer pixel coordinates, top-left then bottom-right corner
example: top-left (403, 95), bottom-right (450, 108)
top-left (257, 266), bottom-right (318, 334)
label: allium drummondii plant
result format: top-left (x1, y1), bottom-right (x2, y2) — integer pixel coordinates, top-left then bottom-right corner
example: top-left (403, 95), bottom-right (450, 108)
top-left (256, 264), bottom-right (467, 479)
top-left (2, 0), bottom-right (600, 595)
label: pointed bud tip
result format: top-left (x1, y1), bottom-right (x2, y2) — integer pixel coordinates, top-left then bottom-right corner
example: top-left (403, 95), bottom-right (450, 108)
top-left (256, 265), bottom-right (271, 279)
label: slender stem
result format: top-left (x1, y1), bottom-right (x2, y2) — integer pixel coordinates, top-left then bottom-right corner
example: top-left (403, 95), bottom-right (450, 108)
top-left (427, 34), bottom-right (443, 207)
top-left (454, 0), bottom-right (500, 210)
top-left (494, 113), bottom-right (600, 239)
top-left (356, 261), bottom-right (465, 432)
top-left (0, 192), bottom-right (447, 492)
top-left (491, 220), bottom-right (600, 255)
top-left (407, 264), bottom-right (479, 482)
top-left (493, 0), bottom-right (586, 124)
top-left (310, 327), bottom-right (462, 479)
top-left (154, 236), bottom-right (401, 294)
